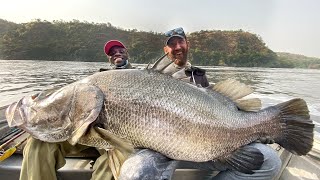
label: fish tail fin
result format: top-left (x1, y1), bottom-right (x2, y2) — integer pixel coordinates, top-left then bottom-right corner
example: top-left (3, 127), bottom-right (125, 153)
top-left (274, 98), bottom-right (314, 155)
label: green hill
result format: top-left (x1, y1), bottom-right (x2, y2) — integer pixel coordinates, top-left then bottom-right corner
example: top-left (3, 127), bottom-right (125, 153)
top-left (275, 52), bottom-right (320, 69)
top-left (0, 19), bottom-right (20, 36)
top-left (0, 19), bottom-right (21, 58)
top-left (0, 18), bottom-right (318, 68)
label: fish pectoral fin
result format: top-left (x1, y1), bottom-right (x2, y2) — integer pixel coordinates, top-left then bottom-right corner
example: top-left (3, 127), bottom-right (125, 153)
top-left (96, 127), bottom-right (134, 179)
top-left (78, 126), bottom-right (132, 180)
top-left (94, 127), bottom-right (134, 156)
top-left (217, 145), bottom-right (264, 174)
top-left (77, 126), bottom-right (113, 150)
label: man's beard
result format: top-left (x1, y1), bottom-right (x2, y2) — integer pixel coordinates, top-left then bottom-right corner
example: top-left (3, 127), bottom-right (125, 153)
top-left (171, 51), bottom-right (187, 66)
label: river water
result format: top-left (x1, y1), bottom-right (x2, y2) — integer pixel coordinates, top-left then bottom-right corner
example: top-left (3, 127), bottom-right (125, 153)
top-left (0, 60), bottom-right (319, 138)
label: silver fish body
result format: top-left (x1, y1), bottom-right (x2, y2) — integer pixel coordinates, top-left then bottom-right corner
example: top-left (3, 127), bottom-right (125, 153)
top-left (6, 69), bottom-right (314, 163)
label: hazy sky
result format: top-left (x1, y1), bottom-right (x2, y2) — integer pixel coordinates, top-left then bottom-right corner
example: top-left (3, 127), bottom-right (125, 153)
top-left (1, 0), bottom-right (319, 58)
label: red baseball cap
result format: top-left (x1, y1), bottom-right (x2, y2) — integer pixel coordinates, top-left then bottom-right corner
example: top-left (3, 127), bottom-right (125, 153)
top-left (104, 40), bottom-right (126, 56)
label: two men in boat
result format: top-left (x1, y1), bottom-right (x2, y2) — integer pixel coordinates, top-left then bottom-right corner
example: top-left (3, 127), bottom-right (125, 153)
top-left (20, 27), bottom-right (280, 180)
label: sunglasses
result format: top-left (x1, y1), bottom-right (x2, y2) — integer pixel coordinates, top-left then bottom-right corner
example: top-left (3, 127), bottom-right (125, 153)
top-left (165, 27), bottom-right (185, 37)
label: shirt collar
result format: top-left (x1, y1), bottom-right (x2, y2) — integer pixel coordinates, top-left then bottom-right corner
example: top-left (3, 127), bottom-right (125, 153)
top-left (113, 59), bottom-right (129, 69)
top-left (173, 61), bottom-right (191, 69)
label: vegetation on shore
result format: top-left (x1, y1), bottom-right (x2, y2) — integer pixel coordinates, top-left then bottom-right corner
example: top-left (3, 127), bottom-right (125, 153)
top-left (1, 19), bottom-right (319, 68)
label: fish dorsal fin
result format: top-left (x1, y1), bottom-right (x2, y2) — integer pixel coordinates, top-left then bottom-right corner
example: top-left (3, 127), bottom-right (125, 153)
top-left (150, 53), bottom-right (171, 71)
top-left (213, 79), bottom-right (253, 100)
top-left (212, 79), bottom-right (261, 111)
top-left (145, 62), bottom-right (152, 69)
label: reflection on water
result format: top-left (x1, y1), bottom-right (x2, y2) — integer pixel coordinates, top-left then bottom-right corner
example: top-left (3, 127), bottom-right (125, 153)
top-left (0, 60), bottom-right (101, 105)
top-left (0, 60), bottom-right (319, 136)
top-left (206, 67), bottom-right (320, 104)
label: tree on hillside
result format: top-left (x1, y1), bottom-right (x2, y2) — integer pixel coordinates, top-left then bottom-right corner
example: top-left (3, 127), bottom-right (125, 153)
top-left (3, 19), bottom-right (310, 68)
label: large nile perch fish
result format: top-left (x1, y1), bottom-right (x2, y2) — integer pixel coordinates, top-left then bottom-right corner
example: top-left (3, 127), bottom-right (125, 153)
top-left (6, 69), bottom-right (314, 174)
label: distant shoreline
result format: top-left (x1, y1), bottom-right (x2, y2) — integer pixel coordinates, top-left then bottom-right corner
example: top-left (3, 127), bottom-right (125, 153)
top-left (1, 59), bottom-right (320, 70)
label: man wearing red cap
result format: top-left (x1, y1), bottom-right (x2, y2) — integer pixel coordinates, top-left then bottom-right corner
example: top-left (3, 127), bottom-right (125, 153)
top-left (19, 40), bottom-right (133, 180)
top-left (101, 40), bottom-right (133, 70)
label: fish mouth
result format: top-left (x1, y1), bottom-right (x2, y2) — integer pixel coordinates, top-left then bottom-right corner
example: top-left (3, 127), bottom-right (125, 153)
top-left (5, 96), bottom-right (31, 127)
